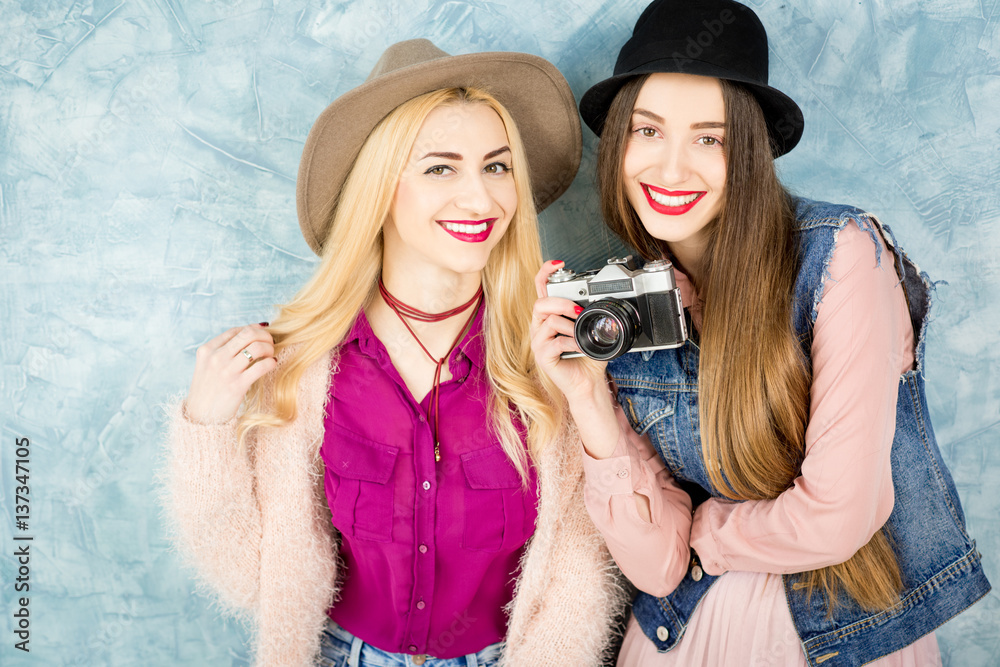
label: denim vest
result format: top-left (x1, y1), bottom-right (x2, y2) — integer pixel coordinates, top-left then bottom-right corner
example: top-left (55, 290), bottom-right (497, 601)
top-left (608, 198), bottom-right (991, 666)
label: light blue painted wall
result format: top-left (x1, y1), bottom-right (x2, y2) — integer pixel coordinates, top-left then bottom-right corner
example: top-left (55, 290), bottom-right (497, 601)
top-left (1, 1), bottom-right (997, 664)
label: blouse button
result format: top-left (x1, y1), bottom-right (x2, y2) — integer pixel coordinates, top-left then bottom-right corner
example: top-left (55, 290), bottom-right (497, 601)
top-left (418, 544), bottom-right (428, 554)
top-left (617, 468), bottom-right (629, 479)
top-left (416, 601), bottom-right (426, 610)
top-left (418, 415), bottom-right (426, 422)
top-left (408, 644), bottom-right (418, 652)
top-left (422, 481), bottom-right (431, 491)
top-left (656, 626), bottom-right (670, 642)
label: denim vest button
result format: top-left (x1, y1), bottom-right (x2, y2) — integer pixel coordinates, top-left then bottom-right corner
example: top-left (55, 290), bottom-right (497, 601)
top-left (656, 626), bottom-right (669, 641)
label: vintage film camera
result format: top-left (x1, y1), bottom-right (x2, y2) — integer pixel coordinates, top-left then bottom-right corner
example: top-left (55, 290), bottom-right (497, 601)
top-left (546, 256), bottom-right (687, 360)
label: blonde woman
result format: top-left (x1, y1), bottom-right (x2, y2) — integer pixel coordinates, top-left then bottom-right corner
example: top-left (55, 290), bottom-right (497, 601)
top-left (163, 40), bottom-right (624, 667)
top-left (531, 1), bottom-right (990, 665)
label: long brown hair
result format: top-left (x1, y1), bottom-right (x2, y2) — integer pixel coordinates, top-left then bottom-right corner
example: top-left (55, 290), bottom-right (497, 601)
top-left (597, 75), bottom-right (902, 612)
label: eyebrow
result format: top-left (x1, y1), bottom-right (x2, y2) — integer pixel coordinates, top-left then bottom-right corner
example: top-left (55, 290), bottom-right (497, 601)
top-left (632, 109), bottom-right (725, 130)
top-left (484, 146), bottom-right (511, 160)
top-left (421, 151), bottom-right (462, 160)
top-left (419, 146), bottom-right (511, 161)
top-left (633, 108), bottom-right (666, 124)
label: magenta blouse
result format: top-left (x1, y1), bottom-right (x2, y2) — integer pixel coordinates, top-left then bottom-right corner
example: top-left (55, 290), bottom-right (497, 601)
top-left (321, 306), bottom-right (538, 658)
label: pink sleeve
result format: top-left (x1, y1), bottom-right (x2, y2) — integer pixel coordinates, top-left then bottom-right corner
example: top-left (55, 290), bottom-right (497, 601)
top-left (582, 405), bottom-right (694, 597)
top-left (161, 399), bottom-right (264, 612)
top-left (690, 219), bottom-right (915, 575)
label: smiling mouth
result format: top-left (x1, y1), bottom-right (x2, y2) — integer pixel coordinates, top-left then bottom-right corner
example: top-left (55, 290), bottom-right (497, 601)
top-left (642, 184), bottom-right (705, 215)
top-left (437, 218), bottom-right (497, 243)
top-left (440, 220), bottom-right (490, 234)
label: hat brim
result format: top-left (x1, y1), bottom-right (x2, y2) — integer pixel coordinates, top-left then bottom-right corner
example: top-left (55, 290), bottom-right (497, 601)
top-left (297, 52), bottom-right (581, 254)
top-left (579, 58), bottom-right (803, 157)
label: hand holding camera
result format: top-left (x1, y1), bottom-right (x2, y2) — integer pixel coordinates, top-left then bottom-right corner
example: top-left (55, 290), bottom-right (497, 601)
top-left (545, 256), bottom-right (687, 361)
top-left (530, 256), bottom-right (688, 459)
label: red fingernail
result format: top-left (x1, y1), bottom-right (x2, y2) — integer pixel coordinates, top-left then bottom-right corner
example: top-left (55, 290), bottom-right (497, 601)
top-left (574, 305), bottom-right (584, 314)
top-left (258, 321), bottom-right (269, 327)
top-left (550, 259), bottom-right (563, 265)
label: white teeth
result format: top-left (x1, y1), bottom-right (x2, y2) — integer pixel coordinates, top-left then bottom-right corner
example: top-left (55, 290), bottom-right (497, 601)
top-left (648, 189), bottom-right (700, 207)
top-left (442, 221), bottom-right (488, 234)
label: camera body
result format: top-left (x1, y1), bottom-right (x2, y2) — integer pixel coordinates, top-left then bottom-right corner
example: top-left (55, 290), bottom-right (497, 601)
top-left (546, 256), bottom-right (687, 360)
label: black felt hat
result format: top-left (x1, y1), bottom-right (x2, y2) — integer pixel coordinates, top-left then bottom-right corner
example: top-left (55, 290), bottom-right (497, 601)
top-left (580, 0), bottom-right (803, 156)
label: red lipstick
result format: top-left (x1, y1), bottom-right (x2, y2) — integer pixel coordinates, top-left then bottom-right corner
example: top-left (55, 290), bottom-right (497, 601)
top-left (642, 183), bottom-right (705, 215)
top-left (437, 218), bottom-right (497, 243)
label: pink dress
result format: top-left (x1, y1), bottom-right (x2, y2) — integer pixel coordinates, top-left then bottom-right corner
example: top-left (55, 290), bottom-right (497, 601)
top-left (583, 221), bottom-right (941, 666)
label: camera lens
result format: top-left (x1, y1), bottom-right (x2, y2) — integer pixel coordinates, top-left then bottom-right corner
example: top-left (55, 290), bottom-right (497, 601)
top-left (574, 299), bottom-right (640, 361)
top-left (589, 316), bottom-right (621, 346)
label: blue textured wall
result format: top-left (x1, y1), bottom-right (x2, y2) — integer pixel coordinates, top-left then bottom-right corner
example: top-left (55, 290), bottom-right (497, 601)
top-left (1, 1), bottom-right (997, 665)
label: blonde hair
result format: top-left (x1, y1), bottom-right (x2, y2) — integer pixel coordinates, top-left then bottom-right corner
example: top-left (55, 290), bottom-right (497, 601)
top-left (598, 76), bottom-right (902, 613)
top-left (238, 87), bottom-right (561, 481)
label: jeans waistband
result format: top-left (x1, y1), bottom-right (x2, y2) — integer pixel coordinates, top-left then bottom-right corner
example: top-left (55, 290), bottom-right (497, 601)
top-left (325, 620), bottom-right (502, 667)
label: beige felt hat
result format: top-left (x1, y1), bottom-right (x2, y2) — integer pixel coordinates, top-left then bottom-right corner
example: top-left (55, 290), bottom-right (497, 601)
top-left (296, 39), bottom-right (582, 254)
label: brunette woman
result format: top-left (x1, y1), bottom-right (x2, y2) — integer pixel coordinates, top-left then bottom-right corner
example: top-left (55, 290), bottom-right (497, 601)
top-left (163, 39), bottom-right (624, 667)
top-left (531, 2), bottom-right (990, 665)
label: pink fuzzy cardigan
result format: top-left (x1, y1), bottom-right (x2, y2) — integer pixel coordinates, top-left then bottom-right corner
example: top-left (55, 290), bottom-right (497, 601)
top-left (162, 349), bottom-right (627, 666)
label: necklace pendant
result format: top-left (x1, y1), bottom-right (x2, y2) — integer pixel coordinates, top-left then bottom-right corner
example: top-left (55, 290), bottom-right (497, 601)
top-left (435, 442), bottom-right (441, 463)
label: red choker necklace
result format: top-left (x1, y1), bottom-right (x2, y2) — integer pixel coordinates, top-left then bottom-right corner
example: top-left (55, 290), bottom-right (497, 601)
top-left (377, 278), bottom-right (483, 462)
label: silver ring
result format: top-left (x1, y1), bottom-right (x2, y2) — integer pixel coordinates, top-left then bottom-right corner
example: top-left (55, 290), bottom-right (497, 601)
top-left (241, 348), bottom-right (254, 363)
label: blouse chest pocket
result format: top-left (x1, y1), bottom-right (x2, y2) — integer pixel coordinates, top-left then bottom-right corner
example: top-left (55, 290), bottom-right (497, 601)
top-left (326, 426), bottom-right (399, 543)
top-left (615, 387), bottom-right (685, 474)
top-left (460, 446), bottom-right (534, 553)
